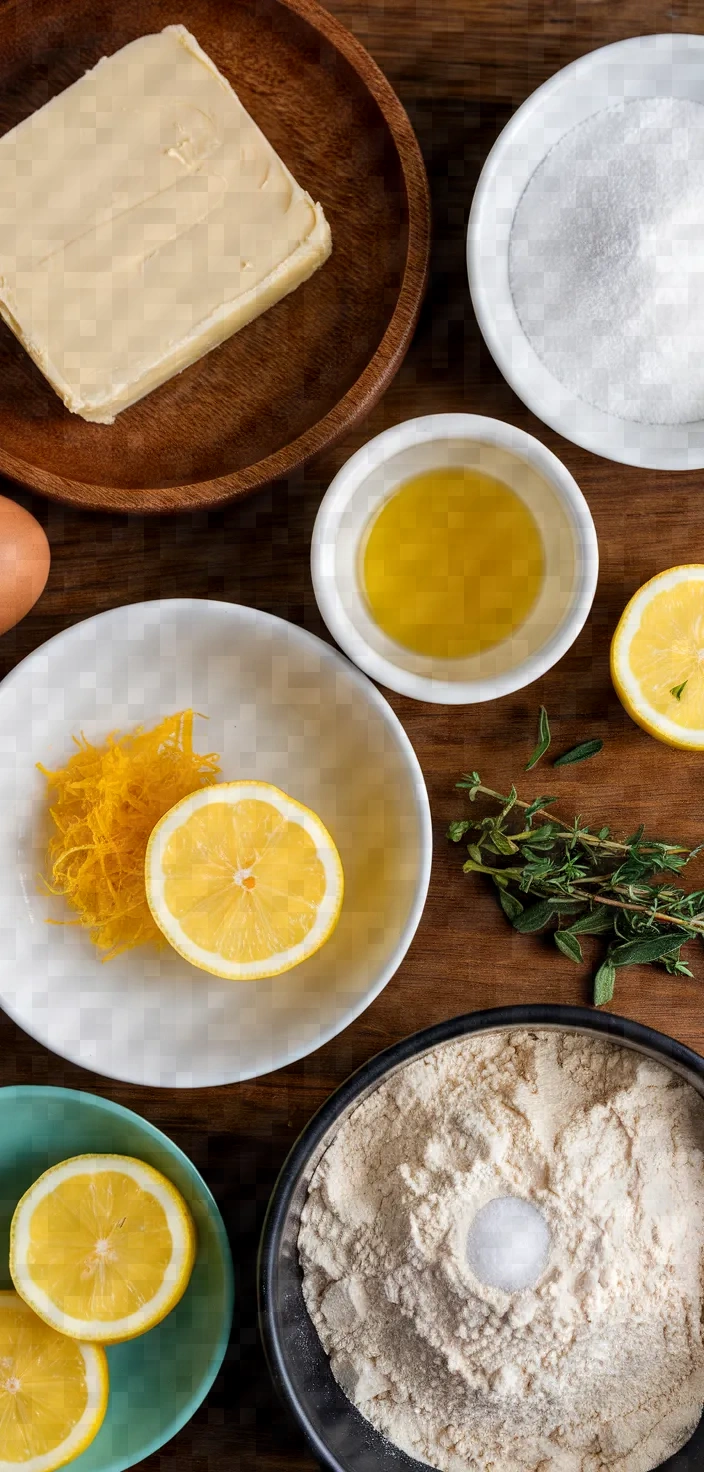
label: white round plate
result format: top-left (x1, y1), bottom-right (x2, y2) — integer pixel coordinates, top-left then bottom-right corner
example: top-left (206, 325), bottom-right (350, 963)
top-left (0, 600), bottom-right (431, 1087)
top-left (468, 33), bottom-right (704, 470)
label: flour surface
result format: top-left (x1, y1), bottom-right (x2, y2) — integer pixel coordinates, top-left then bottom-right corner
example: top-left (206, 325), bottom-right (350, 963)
top-left (298, 1030), bottom-right (704, 1471)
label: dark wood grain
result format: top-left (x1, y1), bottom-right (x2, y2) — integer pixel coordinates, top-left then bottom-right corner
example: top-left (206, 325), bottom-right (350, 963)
top-left (0, 0), bottom-right (429, 512)
top-left (3, 2), bottom-right (704, 1468)
top-left (322, 0), bottom-right (704, 102)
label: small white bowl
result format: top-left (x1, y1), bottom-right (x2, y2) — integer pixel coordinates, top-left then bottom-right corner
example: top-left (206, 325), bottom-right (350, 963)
top-left (468, 33), bottom-right (704, 470)
top-left (311, 414), bottom-right (598, 704)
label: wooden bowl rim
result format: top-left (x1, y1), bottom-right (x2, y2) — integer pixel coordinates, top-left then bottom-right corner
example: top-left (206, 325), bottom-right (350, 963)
top-left (0, 0), bottom-right (430, 515)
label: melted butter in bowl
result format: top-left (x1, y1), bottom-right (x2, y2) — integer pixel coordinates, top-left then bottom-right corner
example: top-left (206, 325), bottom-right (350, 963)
top-left (312, 414), bottom-right (598, 704)
top-left (361, 466), bottom-right (545, 661)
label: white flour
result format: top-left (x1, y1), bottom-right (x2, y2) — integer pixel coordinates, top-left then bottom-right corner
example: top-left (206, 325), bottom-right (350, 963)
top-left (508, 97), bottom-right (704, 424)
top-left (298, 1030), bottom-right (704, 1471)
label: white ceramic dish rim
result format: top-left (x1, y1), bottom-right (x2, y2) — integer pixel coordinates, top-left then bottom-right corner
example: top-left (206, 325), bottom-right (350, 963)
top-left (0, 599), bottom-right (433, 1086)
top-left (467, 33), bottom-right (704, 471)
top-left (311, 414), bottom-right (599, 704)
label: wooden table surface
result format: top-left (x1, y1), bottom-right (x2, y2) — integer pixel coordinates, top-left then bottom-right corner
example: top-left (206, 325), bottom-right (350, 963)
top-left (3, 0), bottom-right (704, 1466)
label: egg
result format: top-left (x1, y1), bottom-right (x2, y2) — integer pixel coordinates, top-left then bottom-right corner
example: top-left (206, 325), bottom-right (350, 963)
top-left (0, 496), bottom-right (50, 635)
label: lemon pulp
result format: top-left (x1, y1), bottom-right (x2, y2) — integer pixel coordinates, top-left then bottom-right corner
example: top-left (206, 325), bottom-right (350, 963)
top-left (162, 798), bottom-right (327, 961)
top-left (10, 1155), bottom-right (196, 1342)
top-left (362, 467), bottom-right (544, 659)
top-left (145, 782), bottom-right (344, 981)
top-left (25, 1172), bottom-right (171, 1322)
top-left (627, 579), bottom-right (704, 726)
top-left (0, 1290), bottom-right (107, 1468)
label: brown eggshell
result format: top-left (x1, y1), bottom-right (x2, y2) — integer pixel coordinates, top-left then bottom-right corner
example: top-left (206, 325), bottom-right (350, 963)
top-left (0, 496), bottom-right (50, 635)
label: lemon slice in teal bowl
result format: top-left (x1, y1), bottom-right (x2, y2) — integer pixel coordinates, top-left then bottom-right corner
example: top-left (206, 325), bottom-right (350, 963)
top-left (0, 1086), bottom-right (233, 1471)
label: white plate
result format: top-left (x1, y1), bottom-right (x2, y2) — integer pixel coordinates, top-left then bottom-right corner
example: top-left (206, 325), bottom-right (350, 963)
top-left (468, 33), bottom-right (704, 470)
top-left (0, 600), bottom-right (431, 1087)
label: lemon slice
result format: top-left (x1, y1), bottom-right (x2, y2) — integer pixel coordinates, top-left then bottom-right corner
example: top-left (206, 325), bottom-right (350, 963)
top-left (145, 781), bottom-right (344, 981)
top-left (611, 565), bottom-right (704, 749)
top-left (0, 1289), bottom-right (108, 1471)
top-left (10, 1155), bottom-right (196, 1344)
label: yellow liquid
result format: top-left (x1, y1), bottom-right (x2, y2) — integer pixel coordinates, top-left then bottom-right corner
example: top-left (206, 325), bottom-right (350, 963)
top-left (362, 467), bottom-right (545, 659)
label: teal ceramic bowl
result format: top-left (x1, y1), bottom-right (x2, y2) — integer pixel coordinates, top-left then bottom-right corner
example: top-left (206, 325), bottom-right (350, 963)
top-left (0, 1086), bottom-right (234, 1471)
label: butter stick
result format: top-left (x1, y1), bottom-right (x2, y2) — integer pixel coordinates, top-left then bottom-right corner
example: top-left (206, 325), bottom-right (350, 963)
top-left (0, 25), bottom-right (332, 423)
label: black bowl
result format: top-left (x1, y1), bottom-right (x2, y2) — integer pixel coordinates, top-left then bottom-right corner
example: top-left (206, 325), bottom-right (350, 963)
top-left (258, 1004), bottom-right (704, 1471)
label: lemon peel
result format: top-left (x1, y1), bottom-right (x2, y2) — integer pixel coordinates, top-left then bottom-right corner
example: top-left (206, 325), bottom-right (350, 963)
top-left (39, 710), bottom-right (220, 958)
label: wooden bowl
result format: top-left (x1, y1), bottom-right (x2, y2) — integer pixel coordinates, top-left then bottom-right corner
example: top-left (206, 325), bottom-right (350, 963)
top-left (0, 0), bottom-right (430, 513)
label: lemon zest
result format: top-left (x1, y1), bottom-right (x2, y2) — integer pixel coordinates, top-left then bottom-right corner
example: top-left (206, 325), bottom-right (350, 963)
top-left (38, 710), bottom-right (221, 959)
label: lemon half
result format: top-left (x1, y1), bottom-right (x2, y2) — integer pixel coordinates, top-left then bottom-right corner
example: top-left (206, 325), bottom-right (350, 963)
top-left (0, 1289), bottom-right (107, 1471)
top-left (145, 781), bottom-right (344, 980)
top-left (10, 1155), bottom-right (196, 1343)
top-left (611, 565), bottom-right (704, 749)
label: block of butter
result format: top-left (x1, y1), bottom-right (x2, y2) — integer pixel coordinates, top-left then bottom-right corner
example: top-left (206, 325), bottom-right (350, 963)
top-left (0, 25), bottom-right (332, 423)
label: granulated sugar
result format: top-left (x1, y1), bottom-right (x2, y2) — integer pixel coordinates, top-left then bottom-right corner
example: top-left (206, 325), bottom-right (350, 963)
top-left (508, 97), bottom-right (704, 424)
top-left (298, 1030), bottom-right (704, 1471)
top-left (466, 1195), bottom-right (550, 1293)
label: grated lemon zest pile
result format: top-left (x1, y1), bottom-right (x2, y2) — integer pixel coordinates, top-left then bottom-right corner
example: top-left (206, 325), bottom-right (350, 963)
top-left (38, 710), bottom-right (221, 959)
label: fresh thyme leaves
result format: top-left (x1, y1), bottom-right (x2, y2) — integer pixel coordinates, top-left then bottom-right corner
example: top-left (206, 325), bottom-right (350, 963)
top-left (498, 890), bottom-right (524, 923)
top-left (525, 706), bottom-right (551, 770)
top-left (449, 772), bottom-right (702, 1006)
top-left (593, 960), bottom-right (616, 1007)
top-left (512, 898), bottom-right (582, 933)
top-left (525, 712), bottom-right (603, 769)
top-left (555, 931), bottom-right (583, 963)
top-left (564, 908), bottom-right (614, 936)
top-left (554, 739), bottom-right (603, 767)
top-left (608, 933), bottom-right (685, 966)
top-left (671, 681), bottom-right (688, 700)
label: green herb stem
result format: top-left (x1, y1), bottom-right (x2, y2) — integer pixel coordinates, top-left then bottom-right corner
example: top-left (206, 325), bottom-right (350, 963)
top-left (566, 888), bottom-right (704, 934)
top-left (451, 769), bottom-right (702, 1006)
top-left (461, 780), bottom-right (687, 859)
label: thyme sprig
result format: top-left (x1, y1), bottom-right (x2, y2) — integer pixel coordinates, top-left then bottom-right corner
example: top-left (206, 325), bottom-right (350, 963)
top-left (449, 772), bottom-right (704, 1006)
top-left (525, 706), bottom-right (551, 770)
